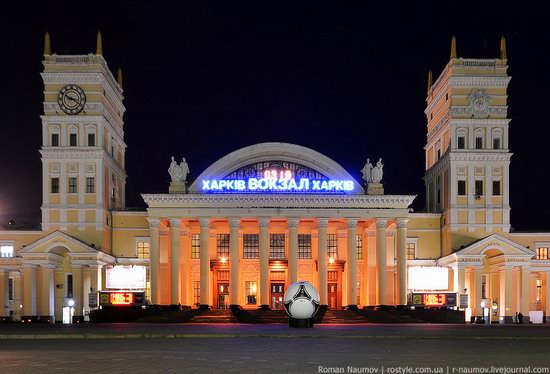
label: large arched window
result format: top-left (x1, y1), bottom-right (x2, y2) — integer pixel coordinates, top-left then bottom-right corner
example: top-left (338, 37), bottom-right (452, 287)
top-left (67, 124), bottom-right (78, 147)
top-left (85, 124), bottom-right (97, 147)
top-left (491, 128), bottom-right (503, 150)
top-left (456, 127), bottom-right (468, 149)
top-left (49, 125), bottom-right (60, 147)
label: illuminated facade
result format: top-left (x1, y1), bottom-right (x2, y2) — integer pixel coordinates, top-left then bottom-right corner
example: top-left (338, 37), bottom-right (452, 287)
top-left (1, 35), bottom-right (550, 324)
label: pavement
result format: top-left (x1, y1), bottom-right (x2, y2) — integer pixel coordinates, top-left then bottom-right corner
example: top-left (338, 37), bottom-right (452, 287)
top-left (1, 324), bottom-right (550, 373)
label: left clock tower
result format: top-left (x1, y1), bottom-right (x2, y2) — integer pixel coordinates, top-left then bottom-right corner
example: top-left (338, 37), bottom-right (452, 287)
top-left (40, 32), bottom-right (126, 252)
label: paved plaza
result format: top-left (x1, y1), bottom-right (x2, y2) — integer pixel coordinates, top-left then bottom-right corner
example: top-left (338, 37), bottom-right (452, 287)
top-left (1, 324), bottom-right (550, 373)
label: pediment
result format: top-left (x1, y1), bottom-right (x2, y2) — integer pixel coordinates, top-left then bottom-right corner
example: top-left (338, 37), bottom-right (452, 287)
top-left (454, 233), bottom-right (534, 257)
top-left (17, 231), bottom-right (101, 255)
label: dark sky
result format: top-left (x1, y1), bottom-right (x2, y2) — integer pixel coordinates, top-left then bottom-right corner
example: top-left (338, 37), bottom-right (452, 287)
top-left (0, 2), bottom-right (548, 231)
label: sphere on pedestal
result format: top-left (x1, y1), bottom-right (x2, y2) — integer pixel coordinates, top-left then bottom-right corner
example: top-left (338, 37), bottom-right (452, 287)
top-left (283, 281), bottom-right (320, 319)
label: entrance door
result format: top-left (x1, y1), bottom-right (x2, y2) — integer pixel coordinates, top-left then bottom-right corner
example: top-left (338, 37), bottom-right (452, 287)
top-left (217, 283), bottom-right (230, 309)
top-left (271, 283), bottom-right (285, 310)
top-left (328, 283), bottom-right (338, 309)
top-left (62, 306), bottom-right (74, 324)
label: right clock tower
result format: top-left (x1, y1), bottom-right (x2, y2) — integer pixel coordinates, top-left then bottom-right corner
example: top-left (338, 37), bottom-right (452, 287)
top-left (40, 32), bottom-right (126, 252)
top-left (424, 37), bottom-right (512, 256)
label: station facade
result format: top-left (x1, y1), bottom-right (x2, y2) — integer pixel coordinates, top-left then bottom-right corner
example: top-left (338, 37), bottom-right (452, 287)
top-left (1, 35), bottom-right (550, 324)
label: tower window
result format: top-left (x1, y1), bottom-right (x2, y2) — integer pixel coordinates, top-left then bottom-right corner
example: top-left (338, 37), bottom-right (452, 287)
top-left (457, 136), bottom-right (465, 149)
top-left (475, 180), bottom-right (483, 196)
top-left (86, 177), bottom-right (95, 193)
top-left (68, 177), bottom-right (78, 193)
top-left (69, 133), bottom-right (78, 147)
top-left (88, 133), bottom-right (96, 146)
top-left (458, 180), bottom-right (466, 196)
top-left (0, 244), bottom-right (14, 258)
top-left (493, 137), bottom-right (501, 149)
top-left (492, 180), bottom-right (501, 196)
top-left (51, 133), bottom-right (59, 147)
top-left (475, 137), bottom-right (483, 149)
top-left (51, 177), bottom-right (59, 193)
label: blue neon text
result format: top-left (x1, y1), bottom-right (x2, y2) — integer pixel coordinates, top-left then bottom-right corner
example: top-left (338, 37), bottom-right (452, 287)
top-left (201, 178), bottom-right (354, 192)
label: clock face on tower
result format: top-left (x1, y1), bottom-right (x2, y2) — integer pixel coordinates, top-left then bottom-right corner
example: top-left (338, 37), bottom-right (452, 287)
top-left (57, 84), bottom-right (86, 115)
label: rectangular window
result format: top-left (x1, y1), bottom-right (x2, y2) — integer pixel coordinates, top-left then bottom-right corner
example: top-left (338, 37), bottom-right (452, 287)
top-left (537, 247), bottom-right (548, 260)
top-left (51, 177), bottom-right (59, 193)
top-left (493, 138), bottom-right (501, 149)
top-left (481, 275), bottom-right (488, 299)
top-left (216, 234), bottom-right (230, 258)
top-left (66, 274), bottom-right (73, 299)
top-left (245, 281), bottom-right (257, 305)
top-left (88, 133), bottom-right (96, 146)
top-left (8, 278), bottom-right (13, 300)
top-left (86, 177), bottom-right (95, 193)
top-left (191, 234), bottom-right (200, 259)
top-left (492, 180), bottom-right (501, 196)
top-left (69, 133), bottom-right (77, 147)
top-left (243, 234), bottom-right (259, 259)
top-left (475, 137), bottom-right (483, 149)
top-left (475, 180), bottom-right (483, 196)
top-left (0, 245), bottom-right (14, 258)
top-left (269, 234), bottom-right (285, 259)
top-left (407, 242), bottom-right (416, 260)
top-left (68, 177), bottom-right (78, 193)
top-left (436, 148), bottom-right (441, 160)
top-left (193, 281), bottom-right (200, 306)
top-left (457, 136), bottom-right (465, 149)
top-left (137, 241), bottom-right (150, 259)
top-left (536, 279), bottom-right (542, 302)
top-left (51, 133), bottom-right (59, 147)
top-left (356, 234), bottom-right (363, 260)
top-left (297, 234), bottom-right (312, 259)
top-left (458, 180), bottom-right (466, 196)
top-left (327, 234), bottom-right (338, 259)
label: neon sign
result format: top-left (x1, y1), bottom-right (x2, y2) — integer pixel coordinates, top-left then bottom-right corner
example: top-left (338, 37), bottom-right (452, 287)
top-left (423, 293), bottom-right (446, 306)
top-left (410, 293), bottom-right (457, 307)
top-left (202, 178), bottom-right (354, 193)
top-left (110, 292), bottom-right (134, 305)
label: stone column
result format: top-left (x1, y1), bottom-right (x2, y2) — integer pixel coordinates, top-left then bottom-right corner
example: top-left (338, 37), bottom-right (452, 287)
top-left (229, 218), bottom-right (241, 307)
top-left (40, 265), bottom-right (55, 322)
top-left (169, 218), bottom-right (182, 306)
top-left (147, 218), bottom-right (161, 305)
top-left (82, 267), bottom-right (91, 312)
top-left (288, 219), bottom-right (299, 284)
top-left (396, 219), bottom-right (409, 306)
top-left (472, 267), bottom-right (483, 319)
top-left (545, 271), bottom-right (550, 324)
top-left (499, 266), bottom-right (513, 323)
top-left (376, 219), bottom-right (388, 305)
top-left (181, 227), bottom-right (190, 306)
top-left (72, 265), bottom-right (83, 323)
top-left (199, 218), bottom-right (211, 308)
top-left (346, 219), bottom-right (358, 309)
top-left (259, 218), bottom-right (270, 309)
top-left (22, 264), bottom-right (36, 318)
top-left (520, 265), bottom-right (530, 322)
top-left (318, 219), bottom-right (329, 306)
top-left (13, 273), bottom-right (22, 321)
top-left (0, 269), bottom-right (8, 317)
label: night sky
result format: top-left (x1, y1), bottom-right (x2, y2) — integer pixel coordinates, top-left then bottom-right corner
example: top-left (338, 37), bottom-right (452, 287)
top-left (0, 3), bottom-right (547, 230)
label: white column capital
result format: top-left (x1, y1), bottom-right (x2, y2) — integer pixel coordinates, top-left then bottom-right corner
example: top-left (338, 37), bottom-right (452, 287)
top-left (317, 218), bottom-right (329, 228)
top-left (229, 218), bottom-right (241, 228)
top-left (396, 219), bottom-right (409, 228)
top-left (259, 218), bottom-right (270, 228)
top-left (347, 219), bottom-right (358, 229)
top-left (288, 219), bottom-right (300, 228)
top-left (376, 219), bottom-right (389, 229)
top-left (169, 218), bottom-right (182, 228)
top-left (199, 218), bottom-right (211, 228)
top-left (147, 218), bottom-right (161, 228)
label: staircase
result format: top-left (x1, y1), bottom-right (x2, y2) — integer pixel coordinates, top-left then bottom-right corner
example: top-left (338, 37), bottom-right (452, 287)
top-left (319, 309), bottom-right (423, 324)
top-left (189, 309), bottom-right (238, 323)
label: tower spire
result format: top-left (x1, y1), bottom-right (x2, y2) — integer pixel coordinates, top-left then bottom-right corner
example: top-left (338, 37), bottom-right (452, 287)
top-left (427, 70), bottom-right (433, 92)
top-left (500, 36), bottom-right (507, 60)
top-left (450, 36), bottom-right (457, 59)
top-left (44, 32), bottom-right (51, 55)
top-left (117, 67), bottom-right (123, 89)
top-left (96, 31), bottom-right (103, 55)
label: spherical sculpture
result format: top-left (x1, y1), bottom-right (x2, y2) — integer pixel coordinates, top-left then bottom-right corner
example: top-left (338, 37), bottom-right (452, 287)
top-left (283, 281), bottom-right (320, 319)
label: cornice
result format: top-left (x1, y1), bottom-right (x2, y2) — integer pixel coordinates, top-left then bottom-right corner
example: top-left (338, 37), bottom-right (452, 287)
top-left (451, 118), bottom-right (510, 126)
top-left (449, 152), bottom-right (512, 162)
top-left (450, 76), bottom-right (511, 88)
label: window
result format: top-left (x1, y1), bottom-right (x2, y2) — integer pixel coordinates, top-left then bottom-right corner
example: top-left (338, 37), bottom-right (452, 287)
top-left (86, 177), bottom-right (95, 193)
top-left (245, 281), bottom-right (257, 305)
top-left (536, 279), bottom-right (542, 302)
top-left (8, 278), bottom-right (13, 300)
top-left (481, 275), bottom-right (488, 299)
top-left (68, 177), bottom-right (78, 193)
top-left (191, 234), bottom-right (200, 259)
top-left (457, 136), bottom-right (465, 149)
top-left (492, 180), bottom-right (501, 196)
top-left (475, 180), bottom-right (483, 196)
top-left (193, 281), bottom-right (200, 306)
top-left (51, 177), bottom-right (59, 193)
top-left (51, 133), bottom-right (59, 146)
top-left (0, 244), bottom-right (14, 258)
top-left (436, 148), bottom-right (441, 160)
top-left (216, 234), bottom-right (230, 258)
top-left (269, 234), bottom-right (285, 259)
top-left (137, 241), bottom-right (150, 259)
top-left (66, 274), bottom-right (73, 299)
top-left (475, 137), bottom-right (483, 149)
top-left (493, 137), bottom-right (501, 150)
top-left (297, 234), bottom-right (312, 259)
top-left (356, 234), bottom-right (363, 260)
top-left (69, 133), bottom-right (78, 146)
top-left (406, 242), bottom-right (416, 260)
top-left (458, 180), bottom-right (466, 196)
top-left (88, 133), bottom-right (96, 146)
top-left (536, 247), bottom-right (548, 260)
top-left (327, 234), bottom-right (338, 259)
top-left (243, 234), bottom-right (259, 259)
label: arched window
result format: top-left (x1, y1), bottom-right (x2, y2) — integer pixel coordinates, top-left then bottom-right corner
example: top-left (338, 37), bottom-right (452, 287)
top-left (491, 128), bottom-right (503, 150)
top-left (474, 128), bottom-right (484, 149)
top-left (435, 141), bottom-right (442, 160)
top-left (456, 128), bottom-right (467, 149)
top-left (85, 125), bottom-right (97, 147)
top-left (49, 125), bottom-right (60, 147)
top-left (68, 124), bottom-right (78, 147)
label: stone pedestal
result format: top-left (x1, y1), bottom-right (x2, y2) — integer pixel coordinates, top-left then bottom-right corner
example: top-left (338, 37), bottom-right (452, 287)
top-left (169, 182), bottom-right (187, 193)
top-left (367, 183), bottom-right (384, 195)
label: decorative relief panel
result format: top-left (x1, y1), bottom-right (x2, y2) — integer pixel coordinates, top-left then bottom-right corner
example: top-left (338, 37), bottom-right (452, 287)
top-left (50, 163), bottom-right (60, 173)
top-left (474, 166), bottom-right (484, 175)
top-left (492, 166), bottom-right (501, 175)
top-left (458, 166), bottom-right (467, 175)
top-left (68, 163), bottom-right (78, 173)
top-left (242, 263), bottom-right (259, 273)
top-left (86, 163), bottom-right (96, 173)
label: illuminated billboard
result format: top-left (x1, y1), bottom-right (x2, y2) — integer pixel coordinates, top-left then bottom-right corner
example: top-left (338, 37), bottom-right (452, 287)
top-left (99, 291), bottom-right (145, 306)
top-left (410, 293), bottom-right (457, 307)
top-left (105, 266), bottom-right (146, 289)
top-left (407, 266), bottom-right (449, 290)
